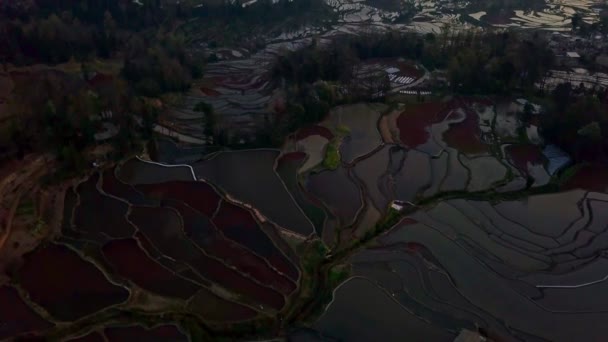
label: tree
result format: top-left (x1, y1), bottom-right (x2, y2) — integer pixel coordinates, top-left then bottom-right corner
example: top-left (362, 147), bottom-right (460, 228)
top-left (552, 82), bottom-right (572, 109)
top-left (194, 101), bottom-right (217, 140)
top-left (519, 102), bottom-right (534, 124)
top-left (572, 13), bottom-right (582, 30)
top-left (578, 121), bottom-right (602, 142)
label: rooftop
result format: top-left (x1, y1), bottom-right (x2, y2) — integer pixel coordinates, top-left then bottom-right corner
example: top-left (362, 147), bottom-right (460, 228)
top-left (566, 52), bottom-right (581, 58)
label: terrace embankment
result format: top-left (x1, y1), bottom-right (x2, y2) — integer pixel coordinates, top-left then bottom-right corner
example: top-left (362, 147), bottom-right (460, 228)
top-left (5, 94), bottom-right (608, 341)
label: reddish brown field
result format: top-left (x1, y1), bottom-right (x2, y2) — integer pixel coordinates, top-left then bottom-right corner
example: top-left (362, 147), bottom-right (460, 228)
top-left (294, 125), bottom-right (334, 141)
top-left (278, 151), bottom-right (308, 163)
top-left (0, 286), bottom-right (53, 339)
top-left (137, 181), bottom-right (220, 216)
top-left (564, 164), bottom-right (608, 193)
top-left (200, 87), bottom-right (221, 96)
top-left (18, 244), bottom-right (129, 321)
top-left (104, 325), bottom-right (188, 342)
top-left (132, 231), bottom-right (211, 288)
top-left (101, 169), bottom-right (149, 205)
top-left (129, 206), bottom-right (286, 310)
top-left (213, 201), bottom-right (297, 278)
top-left (75, 175), bottom-right (134, 238)
top-left (102, 238), bottom-right (201, 299)
top-left (443, 105), bottom-right (489, 154)
top-left (506, 144), bottom-right (545, 174)
top-left (175, 202), bottom-right (296, 295)
top-left (397, 102), bottom-right (447, 148)
top-left (396, 61), bottom-right (424, 78)
top-left (213, 201), bottom-right (277, 254)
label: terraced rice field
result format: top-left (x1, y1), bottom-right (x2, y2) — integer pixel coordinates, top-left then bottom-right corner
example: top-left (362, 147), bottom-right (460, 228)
top-left (325, 189), bottom-right (608, 341)
top-left (6, 96), bottom-right (608, 340)
top-left (157, 0), bottom-right (595, 144)
top-left (104, 325), bottom-right (189, 341)
top-left (0, 286), bottom-right (53, 339)
top-left (17, 244), bottom-right (129, 321)
top-left (279, 97), bottom-right (608, 340)
top-left (194, 150), bottom-right (314, 236)
top-left (6, 155), bottom-right (311, 339)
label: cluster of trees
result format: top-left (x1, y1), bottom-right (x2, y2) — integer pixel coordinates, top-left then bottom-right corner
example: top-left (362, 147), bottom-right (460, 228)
top-left (122, 34), bottom-right (201, 97)
top-left (540, 83), bottom-right (608, 162)
top-left (0, 0), bottom-right (206, 173)
top-left (275, 29), bottom-right (554, 93)
top-left (7, 66), bottom-right (165, 173)
top-left (193, 101), bottom-right (217, 141)
top-left (460, 0), bottom-right (547, 15)
top-left (0, 0), bottom-right (200, 66)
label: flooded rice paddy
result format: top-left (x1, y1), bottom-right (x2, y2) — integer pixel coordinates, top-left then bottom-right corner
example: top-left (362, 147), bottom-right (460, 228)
top-left (0, 286), bottom-right (53, 339)
top-left (8, 95), bottom-right (608, 340)
top-left (17, 243), bottom-right (129, 321)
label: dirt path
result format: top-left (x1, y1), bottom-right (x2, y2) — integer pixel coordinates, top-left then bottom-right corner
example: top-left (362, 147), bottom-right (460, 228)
top-left (0, 195), bottom-right (20, 253)
top-left (0, 154), bottom-right (53, 258)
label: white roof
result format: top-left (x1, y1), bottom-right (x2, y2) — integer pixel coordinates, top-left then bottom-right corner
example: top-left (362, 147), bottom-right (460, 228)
top-left (573, 68), bottom-right (588, 74)
top-left (385, 67), bottom-right (400, 74)
top-left (566, 52), bottom-right (581, 58)
top-left (390, 203), bottom-right (404, 211)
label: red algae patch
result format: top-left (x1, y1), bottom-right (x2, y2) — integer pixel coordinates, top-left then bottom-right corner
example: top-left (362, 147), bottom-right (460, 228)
top-left (0, 286), bottom-right (53, 339)
top-left (213, 201), bottom-right (298, 280)
top-left (295, 125), bottom-right (334, 141)
top-left (17, 244), bottom-right (129, 321)
top-left (397, 102), bottom-right (447, 148)
top-left (74, 174), bottom-right (134, 238)
top-left (175, 202), bottom-right (296, 295)
top-left (101, 168), bottom-right (150, 206)
top-left (200, 86), bottom-right (221, 96)
top-left (279, 151), bottom-right (308, 162)
top-left (443, 105), bottom-right (489, 155)
top-left (137, 181), bottom-right (221, 217)
top-left (129, 206), bottom-right (286, 310)
top-left (506, 144), bottom-right (546, 174)
top-left (102, 238), bottom-right (200, 299)
top-left (104, 325), bottom-right (188, 342)
top-left (564, 164), bottom-right (608, 193)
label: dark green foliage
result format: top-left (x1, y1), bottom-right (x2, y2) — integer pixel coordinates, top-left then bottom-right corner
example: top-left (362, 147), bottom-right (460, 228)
top-left (121, 35), bottom-right (199, 97)
top-left (194, 101), bottom-right (217, 138)
top-left (0, 1), bottom-right (195, 66)
top-left (541, 90), bottom-right (608, 162)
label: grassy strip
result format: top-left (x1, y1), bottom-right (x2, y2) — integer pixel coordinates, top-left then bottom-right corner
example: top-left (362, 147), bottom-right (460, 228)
top-left (322, 125), bottom-right (350, 170)
top-left (323, 141), bottom-right (341, 170)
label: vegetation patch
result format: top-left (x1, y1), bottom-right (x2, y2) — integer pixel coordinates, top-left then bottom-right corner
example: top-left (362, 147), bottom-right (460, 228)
top-left (323, 140), bottom-right (341, 170)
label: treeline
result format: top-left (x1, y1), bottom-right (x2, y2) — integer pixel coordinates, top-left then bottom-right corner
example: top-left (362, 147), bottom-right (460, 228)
top-left (0, 0), bottom-right (198, 66)
top-left (274, 29), bottom-right (554, 93)
top-left (460, 0), bottom-right (547, 13)
top-left (0, 0), bottom-right (334, 67)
